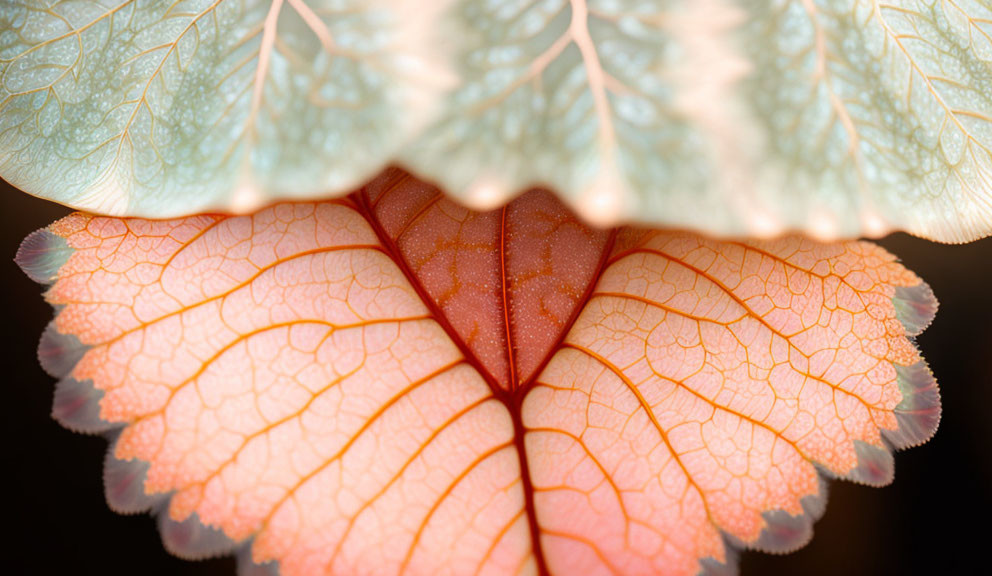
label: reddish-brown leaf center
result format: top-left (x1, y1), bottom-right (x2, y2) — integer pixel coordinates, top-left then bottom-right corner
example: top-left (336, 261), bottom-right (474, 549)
top-left (357, 169), bottom-right (613, 393)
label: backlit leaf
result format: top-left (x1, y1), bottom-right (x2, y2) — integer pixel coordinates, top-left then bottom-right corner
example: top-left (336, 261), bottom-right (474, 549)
top-left (2, 1), bottom-right (992, 240)
top-left (18, 170), bottom-right (940, 575)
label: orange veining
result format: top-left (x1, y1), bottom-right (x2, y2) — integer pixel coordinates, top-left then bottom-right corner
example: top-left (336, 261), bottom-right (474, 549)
top-left (363, 168), bottom-right (611, 392)
top-left (25, 169), bottom-right (937, 576)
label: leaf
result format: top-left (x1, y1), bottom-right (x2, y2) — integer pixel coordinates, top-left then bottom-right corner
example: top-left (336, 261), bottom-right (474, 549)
top-left (2, 1), bottom-right (992, 241)
top-left (18, 169), bottom-right (939, 576)
top-left (0, 0), bottom-right (443, 215)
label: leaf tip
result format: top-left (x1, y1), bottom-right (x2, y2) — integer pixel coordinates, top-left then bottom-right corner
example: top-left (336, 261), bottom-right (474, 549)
top-left (750, 479), bottom-right (828, 555)
top-left (38, 321), bottom-right (87, 379)
top-left (886, 361), bottom-right (942, 450)
top-left (51, 377), bottom-right (112, 434)
top-left (15, 228), bottom-right (72, 285)
top-left (103, 437), bottom-right (165, 515)
top-left (845, 441), bottom-right (896, 487)
top-left (159, 511), bottom-right (239, 561)
top-left (893, 282), bottom-right (938, 337)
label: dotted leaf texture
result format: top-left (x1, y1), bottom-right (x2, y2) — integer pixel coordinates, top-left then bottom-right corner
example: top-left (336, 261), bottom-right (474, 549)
top-left (2, 0), bottom-right (992, 241)
top-left (18, 169), bottom-right (941, 576)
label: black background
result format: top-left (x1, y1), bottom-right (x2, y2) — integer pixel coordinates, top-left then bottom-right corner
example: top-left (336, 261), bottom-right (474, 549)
top-left (4, 182), bottom-right (990, 575)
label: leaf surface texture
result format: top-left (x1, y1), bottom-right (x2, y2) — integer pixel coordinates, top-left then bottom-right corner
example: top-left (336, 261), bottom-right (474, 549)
top-left (3, 1), bottom-right (992, 240)
top-left (19, 170), bottom-right (940, 575)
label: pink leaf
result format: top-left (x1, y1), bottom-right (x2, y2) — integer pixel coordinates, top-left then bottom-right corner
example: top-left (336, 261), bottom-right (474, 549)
top-left (18, 170), bottom-right (939, 576)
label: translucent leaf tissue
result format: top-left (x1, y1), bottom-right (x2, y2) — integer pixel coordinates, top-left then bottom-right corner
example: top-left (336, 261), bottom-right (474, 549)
top-left (3, 2), bottom-right (982, 576)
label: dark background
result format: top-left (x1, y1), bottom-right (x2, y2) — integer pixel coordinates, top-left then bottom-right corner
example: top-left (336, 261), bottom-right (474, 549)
top-left (4, 182), bottom-right (990, 575)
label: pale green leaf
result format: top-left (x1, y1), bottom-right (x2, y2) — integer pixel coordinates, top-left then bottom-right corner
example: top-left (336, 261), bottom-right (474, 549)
top-left (2, 0), bottom-right (992, 242)
top-left (0, 0), bottom-right (442, 215)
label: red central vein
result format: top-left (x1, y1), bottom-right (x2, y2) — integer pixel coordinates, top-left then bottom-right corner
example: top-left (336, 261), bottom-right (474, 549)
top-left (354, 189), bottom-right (618, 576)
top-left (499, 205), bottom-right (518, 390)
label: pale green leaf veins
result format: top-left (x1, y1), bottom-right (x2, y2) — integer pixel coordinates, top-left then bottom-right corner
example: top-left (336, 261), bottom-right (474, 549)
top-left (2, 0), bottom-right (992, 242)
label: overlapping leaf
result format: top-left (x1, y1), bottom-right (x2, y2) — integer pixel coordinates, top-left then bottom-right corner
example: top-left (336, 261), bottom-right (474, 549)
top-left (0, 0), bottom-right (443, 214)
top-left (3, 0), bottom-right (992, 240)
top-left (18, 170), bottom-right (939, 575)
